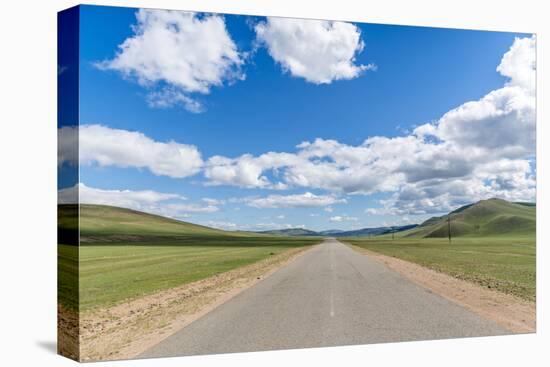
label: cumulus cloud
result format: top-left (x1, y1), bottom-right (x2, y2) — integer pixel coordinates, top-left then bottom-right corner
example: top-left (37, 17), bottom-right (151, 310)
top-left (66, 36), bottom-right (535, 220)
top-left (64, 124), bottom-right (204, 178)
top-left (202, 197), bottom-right (225, 206)
top-left (204, 36), bottom-right (536, 215)
top-left (97, 9), bottom-right (244, 112)
top-left (414, 86), bottom-right (535, 156)
top-left (205, 220), bottom-right (304, 231)
top-left (204, 136), bottom-right (407, 193)
top-left (252, 222), bottom-right (306, 230)
top-left (59, 182), bottom-right (180, 205)
top-left (204, 152), bottom-right (300, 188)
top-left (368, 162), bottom-right (536, 217)
top-left (255, 17), bottom-right (375, 84)
top-left (329, 215), bottom-right (358, 223)
top-left (497, 36), bottom-right (536, 92)
top-left (160, 203), bottom-right (219, 214)
top-left (245, 192), bottom-right (345, 209)
top-left (58, 183), bottom-right (218, 219)
top-left (414, 35), bottom-right (536, 156)
top-left (146, 88), bottom-right (205, 113)
top-left (206, 220), bottom-right (238, 230)
top-left (58, 125), bottom-right (78, 167)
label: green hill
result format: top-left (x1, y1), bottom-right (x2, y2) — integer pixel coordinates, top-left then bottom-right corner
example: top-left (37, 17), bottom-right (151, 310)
top-left (58, 205), bottom-right (321, 312)
top-left (58, 204), bottom-right (253, 241)
top-left (403, 198), bottom-right (535, 238)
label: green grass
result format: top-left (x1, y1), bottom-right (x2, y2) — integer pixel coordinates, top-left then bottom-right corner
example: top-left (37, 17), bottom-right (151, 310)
top-left (58, 244), bottom-right (79, 309)
top-left (345, 236), bottom-right (535, 301)
top-left (58, 204), bottom-right (320, 311)
top-left (59, 237), bottom-right (318, 311)
top-left (402, 198), bottom-right (535, 238)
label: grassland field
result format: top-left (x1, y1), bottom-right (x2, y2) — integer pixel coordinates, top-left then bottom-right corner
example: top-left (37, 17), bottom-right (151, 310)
top-left (59, 200), bottom-right (536, 312)
top-left (59, 235), bottom-right (318, 311)
top-left (345, 235), bottom-right (535, 301)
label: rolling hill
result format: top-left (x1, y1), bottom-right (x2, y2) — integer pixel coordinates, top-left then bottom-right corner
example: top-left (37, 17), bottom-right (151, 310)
top-left (59, 198), bottom-right (534, 242)
top-left (58, 204), bottom-right (254, 241)
top-left (318, 229), bottom-right (345, 235)
top-left (403, 198), bottom-right (535, 238)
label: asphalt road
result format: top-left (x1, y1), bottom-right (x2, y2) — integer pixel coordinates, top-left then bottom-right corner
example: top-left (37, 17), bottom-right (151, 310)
top-left (141, 238), bottom-right (508, 358)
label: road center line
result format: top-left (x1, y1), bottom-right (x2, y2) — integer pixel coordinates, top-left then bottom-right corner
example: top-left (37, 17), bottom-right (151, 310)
top-left (330, 242), bottom-right (335, 317)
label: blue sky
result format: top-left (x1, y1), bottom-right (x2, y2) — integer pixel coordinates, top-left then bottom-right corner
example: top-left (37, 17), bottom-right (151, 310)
top-left (58, 5), bottom-right (536, 231)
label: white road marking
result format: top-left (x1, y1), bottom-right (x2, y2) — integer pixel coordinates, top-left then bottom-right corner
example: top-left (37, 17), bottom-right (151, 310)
top-left (330, 242), bottom-right (335, 317)
top-left (330, 292), bottom-right (335, 317)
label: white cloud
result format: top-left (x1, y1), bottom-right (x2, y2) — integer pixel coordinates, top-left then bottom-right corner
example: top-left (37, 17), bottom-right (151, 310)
top-left (146, 88), bottom-right (204, 113)
top-left (253, 222), bottom-right (306, 230)
top-left (245, 192), bottom-right (345, 209)
top-left (160, 203), bottom-right (219, 214)
top-left (61, 36), bottom-right (535, 221)
top-left (206, 220), bottom-right (238, 230)
top-left (204, 220), bottom-right (305, 232)
top-left (497, 36), bottom-right (536, 92)
top-left (202, 197), bottom-right (225, 206)
top-left (58, 183), bottom-right (180, 207)
top-left (58, 183), bottom-right (218, 220)
top-left (97, 9), bottom-right (244, 112)
top-left (415, 35), bottom-right (536, 157)
top-left (74, 124), bottom-right (203, 178)
top-left (276, 214), bottom-right (286, 219)
top-left (58, 125), bottom-right (78, 167)
top-left (368, 158), bottom-right (536, 216)
top-left (204, 36), bottom-right (536, 215)
top-left (329, 215), bottom-right (358, 223)
top-left (414, 86), bottom-right (535, 155)
top-left (204, 152), bottom-right (300, 188)
top-left (205, 155), bottom-right (269, 188)
top-left (255, 17), bottom-right (374, 84)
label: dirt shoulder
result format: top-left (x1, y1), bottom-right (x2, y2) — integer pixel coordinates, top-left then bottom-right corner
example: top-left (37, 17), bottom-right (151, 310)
top-left (62, 245), bottom-right (316, 362)
top-left (348, 244), bottom-right (535, 333)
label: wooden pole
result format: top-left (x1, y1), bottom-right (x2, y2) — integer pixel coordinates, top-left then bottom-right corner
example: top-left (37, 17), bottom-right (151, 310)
top-left (448, 214), bottom-right (452, 244)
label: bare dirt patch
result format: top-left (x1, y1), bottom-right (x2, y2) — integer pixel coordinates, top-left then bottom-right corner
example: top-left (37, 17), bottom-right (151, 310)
top-left (57, 304), bottom-right (79, 361)
top-left (71, 245), bottom-right (314, 361)
top-left (349, 245), bottom-right (535, 333)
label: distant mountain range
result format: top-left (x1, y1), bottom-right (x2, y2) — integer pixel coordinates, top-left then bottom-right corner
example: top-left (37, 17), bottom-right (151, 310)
top-left (256, 198), bottom-right (535, 238)
top-left (256, 228), bottom-right (320, 237)
top-left (257, 224), bottom-right (418, 237)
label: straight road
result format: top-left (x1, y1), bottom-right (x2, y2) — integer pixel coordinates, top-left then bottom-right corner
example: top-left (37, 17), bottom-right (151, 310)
top-left (141, 238), bottom-right (508, 358)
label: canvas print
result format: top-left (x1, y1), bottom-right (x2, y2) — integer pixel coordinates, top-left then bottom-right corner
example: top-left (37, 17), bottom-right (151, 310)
top-left (57, 4), bottom-right (536, 362)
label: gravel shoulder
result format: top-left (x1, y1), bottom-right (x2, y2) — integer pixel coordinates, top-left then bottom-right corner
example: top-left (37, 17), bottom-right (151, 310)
top-left (61, 245), bottom-right (316, 361)
top-left (348, 244), bottom-right (535, 333)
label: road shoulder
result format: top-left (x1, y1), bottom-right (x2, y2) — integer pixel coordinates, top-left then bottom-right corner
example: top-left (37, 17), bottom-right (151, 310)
top-left (347, 244), bottom-right (535, 333)
top-left (75, 244), bottom-right (317, 361)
